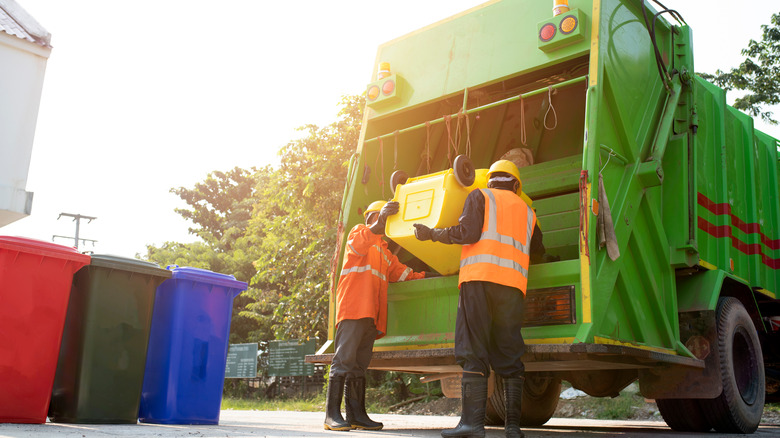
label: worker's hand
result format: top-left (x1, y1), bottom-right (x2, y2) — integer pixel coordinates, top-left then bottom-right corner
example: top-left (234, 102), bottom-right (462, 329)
top-left (413, 223), bottom-right (433, 241)
top-left (424, 271), bottom-right (442, 278)
top-left (380, 201), bottom-right (400, 219)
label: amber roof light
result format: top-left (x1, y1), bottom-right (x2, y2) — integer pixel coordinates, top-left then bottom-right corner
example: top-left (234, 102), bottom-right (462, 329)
top-left (560, 15), bottom-right (578, 34)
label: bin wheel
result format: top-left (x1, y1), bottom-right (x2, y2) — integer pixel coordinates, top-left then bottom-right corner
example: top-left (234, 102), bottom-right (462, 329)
top-left (390, 170), bottom-right (409, 195)
top-left (700, 297), bottom-right (765, 434)
top-left (453, 155), bottom-right (475, 187)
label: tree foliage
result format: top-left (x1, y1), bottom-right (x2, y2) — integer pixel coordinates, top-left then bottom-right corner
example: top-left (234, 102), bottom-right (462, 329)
top-left (170, 167), bottom-right (259, 249)
top-left (701, 12), bottom-right (780, 124)
top-left (145, 95), bottom-right (364, 346)
top-left (245, 95), bottom-right (363, 342)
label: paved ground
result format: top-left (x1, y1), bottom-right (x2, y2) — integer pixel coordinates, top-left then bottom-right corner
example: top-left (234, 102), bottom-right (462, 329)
top-left (0, 411), bottom-right (778, 437)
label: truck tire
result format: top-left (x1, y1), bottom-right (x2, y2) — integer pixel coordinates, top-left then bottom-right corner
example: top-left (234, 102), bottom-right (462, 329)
top-left (485, 374), bottom-right (561, 426)
top-left (656, 398), bottom-right (711, 432)
top-left (701, 297), bottom-right (765, 434)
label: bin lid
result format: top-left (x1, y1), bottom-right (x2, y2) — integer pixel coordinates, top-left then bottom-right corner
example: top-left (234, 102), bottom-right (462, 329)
top-left (0, 236), bottom-right (91, 264)
top-left (167, 266), bottom-right (248, 291)
top-left (89, 254), bottom-right (172, 278)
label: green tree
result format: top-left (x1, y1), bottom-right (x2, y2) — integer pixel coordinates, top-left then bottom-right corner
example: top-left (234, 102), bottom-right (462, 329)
top-left (701, 12), bottom-right (780, 124)
top-left (244, 95), bottom-right (364, 342)
top-left (146, 95), bottom-right (364, 346)
top-left (171, 166), bottom-right (259, 250)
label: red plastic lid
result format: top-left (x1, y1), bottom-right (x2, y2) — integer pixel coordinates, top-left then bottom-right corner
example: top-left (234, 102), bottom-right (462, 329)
top-left (0, 236), bottom-right (92, 264)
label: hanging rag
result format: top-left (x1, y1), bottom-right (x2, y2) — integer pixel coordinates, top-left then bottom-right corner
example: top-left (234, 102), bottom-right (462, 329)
top-left (597, 172), bottom-right (620, 261)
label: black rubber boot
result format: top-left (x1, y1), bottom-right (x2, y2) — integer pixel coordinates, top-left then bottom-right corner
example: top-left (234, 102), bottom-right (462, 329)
top-left (441, 375), bottom-right (487, 438)
top-left (345, 376), bottom-right (383, 430)
top-left (324, 375), bottom-right (351, 431)
top-left (504, 377), bottom-right (525, 438)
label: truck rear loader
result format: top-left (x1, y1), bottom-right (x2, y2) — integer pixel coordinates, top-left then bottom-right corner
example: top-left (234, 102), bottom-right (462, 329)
top-left (307, 0), bottom-right (780, 433)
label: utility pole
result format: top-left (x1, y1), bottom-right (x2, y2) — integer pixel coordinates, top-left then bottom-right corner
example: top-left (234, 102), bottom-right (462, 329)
top-left (53, 213), bottom-right (97, 250)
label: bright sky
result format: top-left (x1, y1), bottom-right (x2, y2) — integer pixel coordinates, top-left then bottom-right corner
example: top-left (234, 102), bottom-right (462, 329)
top-left (3, 0), bottom-right (779, 258)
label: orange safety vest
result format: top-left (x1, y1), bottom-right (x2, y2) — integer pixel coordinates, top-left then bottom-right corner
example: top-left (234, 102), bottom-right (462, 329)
top-left (459, 188), bottom-right (536, 293)
top-left (336, 224), bottom-right (424, 339)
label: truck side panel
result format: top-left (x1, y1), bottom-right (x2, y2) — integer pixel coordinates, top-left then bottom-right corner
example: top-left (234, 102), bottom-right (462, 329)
top-left (694, 77), bottom-right (780, 303)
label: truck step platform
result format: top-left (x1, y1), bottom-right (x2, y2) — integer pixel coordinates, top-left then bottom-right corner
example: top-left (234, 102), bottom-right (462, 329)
top-left (306, 344), bottom-right (703, 375)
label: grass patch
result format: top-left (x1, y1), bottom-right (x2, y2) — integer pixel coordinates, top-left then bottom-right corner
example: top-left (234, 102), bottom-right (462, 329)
top-left (221, 395), bottom-right (324, 412)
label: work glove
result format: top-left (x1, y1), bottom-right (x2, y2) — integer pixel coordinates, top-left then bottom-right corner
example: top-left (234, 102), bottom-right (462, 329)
top-left (413, 224), bottom-right (452, 244)
top-left (424, 271), bottom-right (442, 278)
top-left (413, 223), bottom-right (432, 241)
top-left (380, 201), bottom-right (400, 220)
top-left (370, 201), bottom-right (399, 235)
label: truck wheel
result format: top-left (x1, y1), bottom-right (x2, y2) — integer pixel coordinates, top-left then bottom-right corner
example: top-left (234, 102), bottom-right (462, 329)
top-left (656, 398), bottom-right (711, 432)
top-left (701, 297), bottom-right (765, 434)
top-left (485, 374), bottom-right (561, 426)
top-left (453, 155), bottom-right (475, 187)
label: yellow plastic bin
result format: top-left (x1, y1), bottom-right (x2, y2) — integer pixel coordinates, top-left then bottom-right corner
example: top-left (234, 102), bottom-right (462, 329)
top-left (387, 166), bottom-right (532, 275)
top-left (386, 169), bottom-right (486, 275)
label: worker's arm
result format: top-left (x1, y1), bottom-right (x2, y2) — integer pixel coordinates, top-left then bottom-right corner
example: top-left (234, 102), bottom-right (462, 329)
top-left (444, 189), bottom-right (484, 245)
top-left (346, 224), bottom-right (379, 256)
top-left (413, 189), bottom-right (484, 245)
top-left (386, 250), bottom-right (426, 282)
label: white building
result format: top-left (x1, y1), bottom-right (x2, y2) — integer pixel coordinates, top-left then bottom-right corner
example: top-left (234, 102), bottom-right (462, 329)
top-left (0, 0), bottom-right (51, 227)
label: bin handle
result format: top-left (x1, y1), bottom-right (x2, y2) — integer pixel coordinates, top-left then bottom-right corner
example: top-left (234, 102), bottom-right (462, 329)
top-left (166, 264), bottom-right (179, 271)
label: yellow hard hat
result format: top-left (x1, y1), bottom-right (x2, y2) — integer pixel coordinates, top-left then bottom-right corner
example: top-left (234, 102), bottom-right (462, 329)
top-left (487, 160), bottom-right (522, 190)
top-left (364, 200), bottom-right (386, 218)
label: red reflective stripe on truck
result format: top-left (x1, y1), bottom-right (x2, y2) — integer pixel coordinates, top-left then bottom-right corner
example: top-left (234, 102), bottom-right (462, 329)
top-left (697, 192), bottom-right (780, 250)
top-left (697, 216), bottom-right (780, 269)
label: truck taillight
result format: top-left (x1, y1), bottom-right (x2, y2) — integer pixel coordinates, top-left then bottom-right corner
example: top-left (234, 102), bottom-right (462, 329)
top-left (539, 23), bottom-right (557, 42)
top-left (382, 79), bottom-right (395, 95)
top-left (366, 73), bottom-right (400, 108)
top-left (523, 285), bottom-right (576, 326)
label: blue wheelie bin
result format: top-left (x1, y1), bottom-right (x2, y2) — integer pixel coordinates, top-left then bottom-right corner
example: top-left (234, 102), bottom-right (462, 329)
top-left (138, 266), bottom-right (247, 424)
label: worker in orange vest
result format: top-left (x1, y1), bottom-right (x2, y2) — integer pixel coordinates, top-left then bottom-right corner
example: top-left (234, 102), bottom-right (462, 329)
top-left (325, 200), bottom-right (431, 431)
top-left (413, 160), bottom-right (545, 438)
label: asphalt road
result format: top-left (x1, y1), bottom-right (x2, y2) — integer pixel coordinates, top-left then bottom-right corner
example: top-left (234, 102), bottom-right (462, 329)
top-left (0, 411), bottom-right (778, 437)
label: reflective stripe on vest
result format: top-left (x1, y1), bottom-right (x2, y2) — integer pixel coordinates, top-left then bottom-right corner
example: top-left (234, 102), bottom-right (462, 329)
top-left (459, 188), bottom-right (534, 288)
top-left (460, 253), bottom-right (528, 278)
top-left (398, 266), bottom-right (412, 281)
top-left (340, 243), bottom-right (391, 281)
top-left (340, 264), bottom-right (387, 282)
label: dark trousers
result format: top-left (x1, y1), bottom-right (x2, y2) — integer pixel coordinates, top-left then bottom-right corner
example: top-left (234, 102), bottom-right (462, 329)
top-left (455, 281), bottom-right (526, 378)
top-left (330, 318), bottom-right (377, 378)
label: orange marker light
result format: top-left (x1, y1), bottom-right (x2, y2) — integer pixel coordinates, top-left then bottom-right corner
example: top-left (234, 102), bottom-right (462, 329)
top-left (382, 80), bottom-right (395, 95)
top-left (540, 23), bottom-right (556, 42)
top-left (367, 85), bottom-right (380, 101)
top-left (560, 15), bottom-right (577, 34)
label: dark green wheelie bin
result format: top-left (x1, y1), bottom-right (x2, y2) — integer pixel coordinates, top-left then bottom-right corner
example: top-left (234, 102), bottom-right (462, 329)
top-left (48, 255), bottom-right (171, 424)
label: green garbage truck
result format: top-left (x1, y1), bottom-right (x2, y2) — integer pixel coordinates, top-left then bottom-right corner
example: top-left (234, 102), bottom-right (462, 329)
top-left (306, 0), bottom-right (780, 433)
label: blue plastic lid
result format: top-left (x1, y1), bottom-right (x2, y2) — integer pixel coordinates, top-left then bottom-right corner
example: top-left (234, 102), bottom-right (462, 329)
top-left (166, 265), bottom-right (248, 291)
